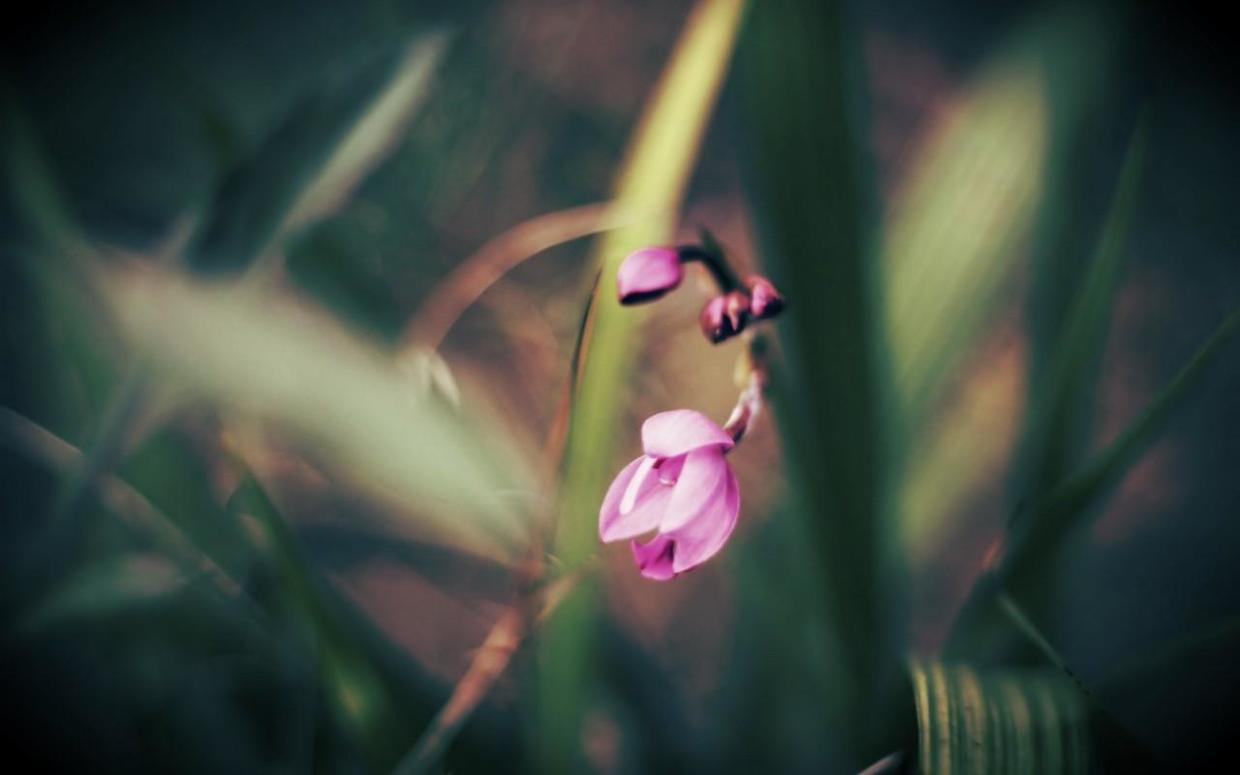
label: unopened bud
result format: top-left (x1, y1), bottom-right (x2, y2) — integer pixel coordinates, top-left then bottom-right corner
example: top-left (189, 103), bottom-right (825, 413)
top-left (700, 291), bottom-right (750, 344)
top-left (745, 275), bottom-right (785, 320)
top-left (616, 246), bottom-right (683, 305)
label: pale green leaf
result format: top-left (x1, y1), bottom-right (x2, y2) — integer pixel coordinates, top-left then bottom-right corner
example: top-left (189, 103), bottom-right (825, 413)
top-left (101, 264), bottom-right (534, 562)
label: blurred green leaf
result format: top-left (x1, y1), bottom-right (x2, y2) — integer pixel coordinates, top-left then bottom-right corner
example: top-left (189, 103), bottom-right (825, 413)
top-left (899, 117), bottom-right (1144, 567)
top-left (18, 554), bottom-right (186, 633)
top-left (894, 10), bottom-right (1128, 573)
top-left (187, 32), bottom-right (448, 273)
top-left (102, 264), bottom-right (534, 561)
top-left (738, 1), bottom-right (890, 760)
top-left (883, 36), bottom-right (1046, 423)
top-left (909, 659), bottom-right (1090, 774)
top-left (886, 9), bottom-right (1114, 428)
top-left (1015, 120), bottom-right (1147, 505)
top-left (225, 476), bottom-right (421, 767)
top-left (1, 95), bottom-right (89, 258)
top-left (1003, 306), bottom-right (1240, 589)
top-left (535, 0), bottom-right (748, 770)
top-left (949, 306), bottom-right (1240, 655)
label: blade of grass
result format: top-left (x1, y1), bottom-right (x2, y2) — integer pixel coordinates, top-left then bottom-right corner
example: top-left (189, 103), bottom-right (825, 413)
top-left (1005, 308), bottom-right (1240, 586)
top-left (101, 264), bottom-right (536, 562)
top-left (534, 1), bottom-right (748, 770)
top-left (1014, 119), bottom-right (1147, 507)
top-left (948, 307), bottom-right (1240, 652)
top-left (883, 38), bottom-right (1048, 424)
top-left (738, 1), bottom-right (892, 762)
top-left (895, 11), bottom-right (1119, 569)
top-left (187, 32), bottom-right (449, 274)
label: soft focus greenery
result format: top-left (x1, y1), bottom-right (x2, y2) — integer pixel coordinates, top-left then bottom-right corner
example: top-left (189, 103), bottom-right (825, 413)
top-left (2, 1), bottom-right (1237, 773)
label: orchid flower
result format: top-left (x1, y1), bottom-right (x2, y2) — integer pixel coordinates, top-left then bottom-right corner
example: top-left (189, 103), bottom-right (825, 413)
top-left (599, 410), bottom-right (740, 580)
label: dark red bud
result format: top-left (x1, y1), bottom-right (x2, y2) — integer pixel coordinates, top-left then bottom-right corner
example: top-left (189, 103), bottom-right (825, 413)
top-left (700, 291), bottom-right (750, 344)
top-left (745, 275), bottom-right (785, 320)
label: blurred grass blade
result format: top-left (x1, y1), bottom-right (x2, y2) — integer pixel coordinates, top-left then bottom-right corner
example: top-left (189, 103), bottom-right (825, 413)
top-left (900, 336), bottom-right (1023, 565)
top-left (18, 554), bottom-right (186, 634)
top-left (226, 476), bottom-right (414, 766)
top-left (282, 33), bottom-right (450, 235)
top-left (892, 12), bottom-right (1123, 570)
top-left (102, 264), bottom-right (534, 561)
top-left (535, 0), bottom-right (747, 770)
top-left (739, 1), bottom-right (889, 757)
top-left (884, 8), bottom-right (1115, 433)
top-left (949, 307), bottom-right (1240, 654)
top-left (1015, 120), bottom-right (1147, 504)
top-left (1003, 306), bottom-right (1239, 587)
top-left (883, 34), bottom-right (1048, 422)
top-left (1, 95), bottom-right (91, 258)
top-left (909, 659), bottom-right (1090, 774)
top-left (187, 32), bottom-right (448, 273)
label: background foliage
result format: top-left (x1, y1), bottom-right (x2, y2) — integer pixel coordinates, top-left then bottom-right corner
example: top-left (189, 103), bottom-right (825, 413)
top-left (2, 0), bottom-right (1238, 772)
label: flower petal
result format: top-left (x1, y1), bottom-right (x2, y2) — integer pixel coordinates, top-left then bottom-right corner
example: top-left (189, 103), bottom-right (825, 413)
top-left (630, 535), bottom-right (677, 581)
top-left (669, 464), bottom-right (739, 573)
top-left (658, 446), bottom-right (728, 534)
top-left (641, 409), bottom-right (733, 458)
top-left (619, 455), bottom-right (658, 515)
top-left (599, 456), bottom-right (672, 542)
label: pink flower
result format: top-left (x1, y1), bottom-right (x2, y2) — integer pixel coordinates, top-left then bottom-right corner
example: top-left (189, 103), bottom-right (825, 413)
top-left (598, 410), bottom-right (740, 580)
top-left (616, 246), bottom-right (683, 305)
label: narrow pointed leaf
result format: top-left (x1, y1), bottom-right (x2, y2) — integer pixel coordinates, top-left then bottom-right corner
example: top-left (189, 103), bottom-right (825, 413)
top-left (1015, 120), bottom-right (1147, 504)
top-left (187, 32), bottom-right (448, 273)
top-left (739, 1), bottom-right (889, 757)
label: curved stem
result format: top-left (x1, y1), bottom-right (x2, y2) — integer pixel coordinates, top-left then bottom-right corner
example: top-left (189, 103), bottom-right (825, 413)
top-left (677, 243), bottom-right (743, 293)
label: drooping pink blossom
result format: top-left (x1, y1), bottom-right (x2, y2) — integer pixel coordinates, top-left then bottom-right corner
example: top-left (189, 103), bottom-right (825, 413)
top-left (599, 410), bottom-right (740, 580)
top-left (616, 246), bottom-right (684, 305)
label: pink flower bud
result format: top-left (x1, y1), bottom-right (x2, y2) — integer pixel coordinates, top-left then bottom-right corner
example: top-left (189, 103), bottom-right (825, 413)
top-left (745, 275), bottom-right (785, 320)
top-left (699, 291), bottom-right (750, 344)
top-left (616, 246), bottom-right (684, 305)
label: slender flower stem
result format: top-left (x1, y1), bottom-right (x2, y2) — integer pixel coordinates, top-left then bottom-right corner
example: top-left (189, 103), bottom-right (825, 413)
top-left (677, 243), bottom-right (743, 293)
top-left (722, 333), bottom-right (770, 445)
top-left (393, 559), bottom-right (596, 774)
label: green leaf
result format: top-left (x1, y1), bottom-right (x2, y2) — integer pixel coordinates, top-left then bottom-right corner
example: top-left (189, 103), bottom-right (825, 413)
top-left (1003, 306), bottom-right (1240, 589)
top-left (224, 476), bottom-right (417, 766)
top-left (186, 32), bottom-right (448, 273)
top-left (893, 10), bottom-right (1120, 563)
top-left (883, 48), bottom-right (1045, 422)
top-left (909, 659), bottom-right (1090, 774)
top-left (738, 0), bottom-right (890, 755)
top-left (948, 307), bottom-right (1240, 657)
top-left (534, 0), bottom-right (748, 770)
top-left (101, 264), bottom-right (535, 562)
top-left (18, 554), bottom-right (186, 633)
top-left (1015, 119), bottom-right (1147, 504)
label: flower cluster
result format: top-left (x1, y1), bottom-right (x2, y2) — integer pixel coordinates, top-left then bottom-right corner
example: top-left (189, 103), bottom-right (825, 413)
top-left (600, 239), bottom-right (782, 580)
top-left (616, 244), bottom-right (784, 345)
